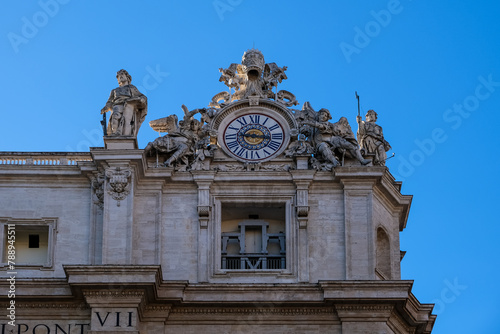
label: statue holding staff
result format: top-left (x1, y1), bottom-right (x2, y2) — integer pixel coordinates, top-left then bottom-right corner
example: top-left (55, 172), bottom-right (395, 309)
top-left (357, 109), bottom-right (391, 166)
top-left (100, 69), bottom-right (147, 136)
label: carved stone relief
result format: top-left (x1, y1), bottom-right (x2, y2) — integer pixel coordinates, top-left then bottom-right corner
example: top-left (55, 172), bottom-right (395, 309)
top-left (141, 50), bottom-right (391, 172)
top-left (91, 172), bottom-right (105, 209)
top-left (105, 167), bottom-right (132, 206)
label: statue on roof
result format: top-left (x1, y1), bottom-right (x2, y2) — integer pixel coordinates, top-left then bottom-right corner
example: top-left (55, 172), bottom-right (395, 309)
top-left (100, 69), bottom-right (147, 137)
top-left (357, 109), bottom-right (391, 166)
top-left (144, 105), bottom-right (214, 169)
top-left (295, 102), bottom-right (370, 169)
top-left (210, 49), bottom-right (298, 108)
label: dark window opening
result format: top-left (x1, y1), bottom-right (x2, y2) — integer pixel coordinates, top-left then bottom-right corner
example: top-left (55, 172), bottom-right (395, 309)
top-left (221, 203), bottom-right (286, 270)
top-left (29, 234), bottom-right (40, 248)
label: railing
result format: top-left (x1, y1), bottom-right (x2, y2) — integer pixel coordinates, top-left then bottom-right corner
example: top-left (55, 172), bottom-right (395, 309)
top-left (222, 255), bottom-right (286, 270)
top-left (0, 152), bottom-right (93, 166)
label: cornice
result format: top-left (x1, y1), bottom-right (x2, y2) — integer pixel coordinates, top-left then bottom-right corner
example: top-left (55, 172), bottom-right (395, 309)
top-left (170, 307), bottom-right (335, 315)
top-left (335, 304), bottom-right (393, 312)
top-left (0, 302), bottom-right (89, 309)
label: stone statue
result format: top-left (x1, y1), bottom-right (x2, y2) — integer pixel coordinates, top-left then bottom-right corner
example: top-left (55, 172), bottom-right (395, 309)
top-left (144, 105), bottom-right (208, 168)
top-left (301, 107), bottom-right (370, 168)
top-left (357, 109), bottom-right (391, 166)
top-left (100, 69), bottom-right (147, 136)
top-left (218, 63), bottom-right (244, 91)
top-left (284, 128), bottom-right (314, 158)
top-left (211, 49), bottom-right (297, 108)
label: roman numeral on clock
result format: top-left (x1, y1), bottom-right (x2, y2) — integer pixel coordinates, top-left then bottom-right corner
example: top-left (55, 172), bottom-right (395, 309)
top-left (235, 147), bottom-right (247, 158)
top-left (267, 140), bottom-right (281, 151)
top-left (251, 151), bottom-right (261, 159)
top-left (249, 115), bottom-right (260, 124)
top-left (271, 133), bottom-right (283, 140)
top-left (236, 117), bottom-right (247, 126)
top-left (227, 141), bottom-right (238, 149)
top-left (269, 124), bottom-right (280, 131)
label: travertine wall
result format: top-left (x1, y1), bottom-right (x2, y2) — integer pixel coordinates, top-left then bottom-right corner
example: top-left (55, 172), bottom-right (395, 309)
top-left (164, 324), bottom-right (342, 333)
top-left (373, 193), bottom-right (402, 279)
top-left (0, 167), bottom-right (407, 284)
top-left (0, 156), bottom-right (434, 333)
top-left (0, 177), bottom-right (91, 278)
top-left (307, 187), bottom-right (346, 282)
top-left (161, 185), bottom-right (199, 281)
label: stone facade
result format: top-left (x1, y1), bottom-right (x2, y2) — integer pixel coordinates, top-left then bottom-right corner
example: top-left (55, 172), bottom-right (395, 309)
top-left (0, 51), bottom-right (435, 333)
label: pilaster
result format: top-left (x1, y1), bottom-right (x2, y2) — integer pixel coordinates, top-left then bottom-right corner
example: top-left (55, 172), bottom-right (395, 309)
top-left (90, 140), bottom-right (144, 265)
top-left (192, 171), bottom-right (216, 283)
top-left (335, 304), bottom-right (394, 334)
top-left (64, 265), bottom-right (162, 334)
top-left (84, 290), bottom-right (143, 334)
top-left (291, 169), bottom-right (315, 282)
top-left (339, 177), bottom-right (377, 280)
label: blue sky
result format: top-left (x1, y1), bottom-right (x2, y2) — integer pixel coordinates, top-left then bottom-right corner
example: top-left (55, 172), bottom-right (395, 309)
top-left (1, 1), bottom-right (499, 332)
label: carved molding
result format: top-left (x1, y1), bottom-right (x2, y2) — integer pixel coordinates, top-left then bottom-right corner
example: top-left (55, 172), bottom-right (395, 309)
top-left (145, 305), bottom-right (172, 312)
top-left (83, 290), bottom-right (144, 299)
top-left (335, 305), bottom-right (394, 312)
top-left (216, 164), bottom-right (245, 172)
top-left (215, 163), bottom-right (292, 172)
top-left (0, 303), bottom-right (89, 310)
top-left (170, 307), bottom-right (335, 315)
top-left (259, 164), bottom-right (291, 172)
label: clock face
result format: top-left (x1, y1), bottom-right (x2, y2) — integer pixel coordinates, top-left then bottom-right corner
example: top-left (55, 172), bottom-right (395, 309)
top-left (222, 113), bottom-right (286, 162)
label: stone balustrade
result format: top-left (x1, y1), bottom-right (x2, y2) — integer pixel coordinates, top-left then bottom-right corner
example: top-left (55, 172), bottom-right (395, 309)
top-left (0, 152), bottom-right (93, 166)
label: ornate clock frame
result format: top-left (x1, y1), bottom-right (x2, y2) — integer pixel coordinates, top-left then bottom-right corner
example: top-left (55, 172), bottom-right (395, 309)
top-left (212, 99), bottom-right (297, 163)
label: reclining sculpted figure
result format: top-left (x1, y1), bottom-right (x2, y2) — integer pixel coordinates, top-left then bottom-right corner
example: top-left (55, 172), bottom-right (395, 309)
top-left (301, 106), bottom-right (370, 168)
top-left (144, 105), bottom-right (206, 167)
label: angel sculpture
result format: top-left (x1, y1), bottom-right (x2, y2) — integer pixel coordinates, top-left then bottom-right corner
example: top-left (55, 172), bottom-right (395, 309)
top-left (263, 62), bottom-right (288, 91)
top-left (144, 105), bottom-right (207, 167)
top-left (218, 63), bottom-right (244, 91)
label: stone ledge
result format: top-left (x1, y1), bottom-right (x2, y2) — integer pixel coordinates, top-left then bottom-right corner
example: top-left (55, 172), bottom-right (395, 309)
top-left (103, 137), bottom-right (138, 150)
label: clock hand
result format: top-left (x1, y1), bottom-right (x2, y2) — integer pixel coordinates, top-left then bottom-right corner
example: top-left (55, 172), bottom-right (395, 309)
top-left (241, 133), bottom-right (271, 139)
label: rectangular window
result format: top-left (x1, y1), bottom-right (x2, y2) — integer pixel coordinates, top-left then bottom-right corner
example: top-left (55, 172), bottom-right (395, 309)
top-left (220, 203), bottom-right (286, 270)
top-left (0, 218), bottom-right (57, 268)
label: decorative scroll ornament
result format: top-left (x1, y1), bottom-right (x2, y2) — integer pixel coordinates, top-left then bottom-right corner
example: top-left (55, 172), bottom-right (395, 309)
top-left (91, 172), bottom-right (105, 209)
top-left (105, 167), bottom-right (132, 206)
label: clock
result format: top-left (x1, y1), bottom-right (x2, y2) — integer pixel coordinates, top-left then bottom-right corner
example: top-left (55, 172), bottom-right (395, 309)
top-left (221, 112), bottom-right (287, 162)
